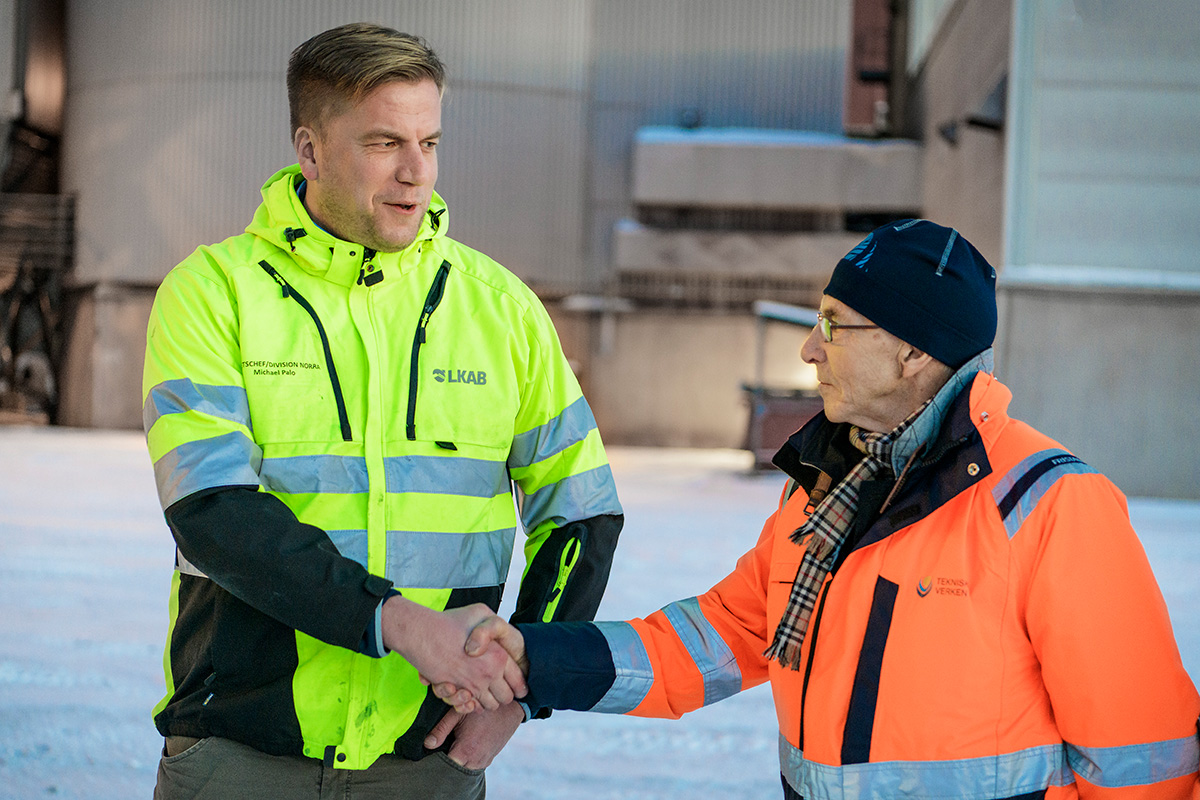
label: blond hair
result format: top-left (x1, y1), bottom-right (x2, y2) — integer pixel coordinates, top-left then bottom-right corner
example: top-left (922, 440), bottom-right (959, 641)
top-left (287, 23), bottom-right (445, 136)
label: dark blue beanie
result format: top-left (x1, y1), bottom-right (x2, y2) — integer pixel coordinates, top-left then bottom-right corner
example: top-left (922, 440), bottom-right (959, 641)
top-left (823, 219), bottom-right (997, 368)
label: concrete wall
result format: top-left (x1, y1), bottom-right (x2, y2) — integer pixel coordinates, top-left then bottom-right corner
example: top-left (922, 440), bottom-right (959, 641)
top-left (999, 0), bottom-right (1200, 499)
top-left (912, 0), bottom-right (1009, 266)
top-left (631, 127), bottom-right (921, 212)
top-left (997, 284), bottom-right (1200, 499)
top-left (550, 307), bottom-right (817, 449)
top-left (58, 284), bottom-right (154, 429)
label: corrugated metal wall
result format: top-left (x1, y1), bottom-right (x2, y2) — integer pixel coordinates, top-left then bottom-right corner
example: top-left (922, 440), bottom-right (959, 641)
top-left (61, 0), bottom-right (847, 291)
top-left (61, 0), bottom-right (592, 288)
top-left (1004, 0), bottom-right (1200, 280)
top-left (588, 0), bottom-right (849, 283)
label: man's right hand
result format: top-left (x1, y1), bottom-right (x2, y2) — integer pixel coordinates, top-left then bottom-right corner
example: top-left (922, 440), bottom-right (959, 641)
top-left (380, 596), bottom-right (526, 710)
top-left (430, 616), bottom-right (528, 714)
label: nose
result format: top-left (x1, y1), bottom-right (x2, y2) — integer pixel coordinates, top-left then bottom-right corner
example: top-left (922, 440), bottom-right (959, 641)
top-left (800, 326), bottom-right (825, 364)
top-left (396, 143), bottom-right (434, 185)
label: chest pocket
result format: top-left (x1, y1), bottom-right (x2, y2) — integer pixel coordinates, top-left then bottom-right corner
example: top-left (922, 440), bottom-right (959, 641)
top-left (240, 281), bottom-right (348, 446)
top-left (767, 557), bottom-right (803, 633)
top-left (404, 276), bottom-right (521, 451)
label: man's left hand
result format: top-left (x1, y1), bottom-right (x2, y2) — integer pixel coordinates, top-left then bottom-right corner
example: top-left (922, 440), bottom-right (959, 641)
top-left (423, 701), bottom-right (525, 770)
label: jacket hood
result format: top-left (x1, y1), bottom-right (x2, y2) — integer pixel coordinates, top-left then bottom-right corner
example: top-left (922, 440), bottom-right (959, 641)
top-left (244, 164), bottom-right (449, 285)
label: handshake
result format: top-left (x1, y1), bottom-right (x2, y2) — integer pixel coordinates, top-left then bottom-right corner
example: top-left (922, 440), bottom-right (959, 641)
top-left (382, 595), bottom-right (528, 714)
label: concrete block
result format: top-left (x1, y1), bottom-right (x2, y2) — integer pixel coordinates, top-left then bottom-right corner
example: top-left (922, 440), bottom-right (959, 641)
top-left (632, 127), bottom-right (921, 211)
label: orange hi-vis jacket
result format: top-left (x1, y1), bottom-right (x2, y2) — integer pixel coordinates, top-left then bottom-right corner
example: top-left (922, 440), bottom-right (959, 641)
top-left (519, 366), bottom-right (1200, 799)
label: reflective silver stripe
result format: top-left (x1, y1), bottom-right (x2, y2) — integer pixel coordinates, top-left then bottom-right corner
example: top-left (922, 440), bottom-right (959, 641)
top-left (320, 527), bottom-right (516, 588)
top-left (261, 454), bottom-right (511, 496)
top-left (175, 549), bottom-right (207, 578)
top-left (385, 528), bottom-right (516, 589)
top-left (326, 527), bottom-right (515, 589)
top-left (591, 621), bottom-right (654, 714)
top-left (327, 529), bottom-right (368, 567)
top-left (779, 734), bottom-right (1074, 800)
top-left (260, 455), bottom-right (369, 494)
top-left (153, 431), bottom-right (262, 509)
top-left (520, 464), bottom-right (622, 531)
top-left (992, 449), bottom-right (1098, 538)
top-left (384, 455), bottom-right (510, 498)
top-left (508, 396), bottom-right (597, 469)
top-left (661, 597), bottom-right (742, 707)
top-left (1066, 734), bottom-right (1200, 788)
top-left (143, 379), bottom-right (251, 432)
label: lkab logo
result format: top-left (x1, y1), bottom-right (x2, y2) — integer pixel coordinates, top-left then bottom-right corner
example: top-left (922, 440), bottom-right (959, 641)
top-left (433, 368), bottom-right (487, 386)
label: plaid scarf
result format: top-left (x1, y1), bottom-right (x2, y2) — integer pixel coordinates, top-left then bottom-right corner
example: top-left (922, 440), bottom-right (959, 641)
top-left (764, 404), bottom-right (928, 670)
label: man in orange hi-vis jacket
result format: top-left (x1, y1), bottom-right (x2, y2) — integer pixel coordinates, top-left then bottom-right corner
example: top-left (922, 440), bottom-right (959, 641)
top-left (432, 219), bottom-right (1200, 800)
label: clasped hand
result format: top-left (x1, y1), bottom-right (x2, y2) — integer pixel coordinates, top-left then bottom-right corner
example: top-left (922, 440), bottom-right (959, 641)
top-left (427, 616), bottom-right (528, 715)
top-left (381, 596), bottom-right (527, 711)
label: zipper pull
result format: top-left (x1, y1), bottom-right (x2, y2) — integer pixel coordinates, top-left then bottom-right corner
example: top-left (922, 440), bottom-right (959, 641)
top-left (269, 271), bottom-right (289, 298)
top-left (258, 260), bottom-right (291, 298)
top-left (542, 538), bottom-right (582, 622)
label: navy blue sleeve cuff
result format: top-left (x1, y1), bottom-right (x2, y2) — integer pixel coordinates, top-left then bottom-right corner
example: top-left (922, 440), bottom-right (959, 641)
top-left (358, 588), bottom-right (402, 658)
top-left (515, 621), bottom-right (617, 713)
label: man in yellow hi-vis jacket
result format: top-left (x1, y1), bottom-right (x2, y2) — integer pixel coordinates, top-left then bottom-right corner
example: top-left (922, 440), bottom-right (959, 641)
top-left (142, 23), bottom-right (622, 799)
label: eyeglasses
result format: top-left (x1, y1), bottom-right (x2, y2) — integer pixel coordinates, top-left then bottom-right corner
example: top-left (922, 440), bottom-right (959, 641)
top-left (816, 312), bottom-right (880, 343)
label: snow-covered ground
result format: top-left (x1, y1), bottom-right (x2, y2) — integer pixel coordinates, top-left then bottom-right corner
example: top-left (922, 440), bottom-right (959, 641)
top-left (1, 427), bottom-right (1196, 799)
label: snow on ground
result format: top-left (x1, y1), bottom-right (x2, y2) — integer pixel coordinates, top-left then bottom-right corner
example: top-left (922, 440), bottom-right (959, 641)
top-left (0, 428), bottom-right (1196, 799)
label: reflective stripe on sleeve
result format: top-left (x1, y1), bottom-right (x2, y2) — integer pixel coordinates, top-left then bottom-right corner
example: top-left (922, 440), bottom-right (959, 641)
top-left (508, 396), bottom-right (597, 469)
top-left (779, 735), bottom-right (1074, 800)
top-left (1066, 733), bottom-right (1200, 788)
top-left (661, 597), bottom-right (742, 706)
top-left (176, 548), bottom-right (206, 578)
top-left (992, 449), bottom-right (1098, 539)
top-left (520, 464), bottom-right (622, 531)
top-left (153, 430), bottom-right (263, 509)
top-left (591, 621), bottom-right (654, 714)
top-left (143, 379), bottom-right (251, 432)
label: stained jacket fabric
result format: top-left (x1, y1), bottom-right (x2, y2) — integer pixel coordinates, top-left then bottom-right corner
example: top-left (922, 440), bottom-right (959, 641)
top-left (519, 361), bottom-right (1200, 799)
top-left (142, 164), bottom-right (623, 770)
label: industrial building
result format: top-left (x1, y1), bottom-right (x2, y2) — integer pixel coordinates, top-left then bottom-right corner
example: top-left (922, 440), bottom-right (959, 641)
top-left (2, 0), bottom-right (1197, 497)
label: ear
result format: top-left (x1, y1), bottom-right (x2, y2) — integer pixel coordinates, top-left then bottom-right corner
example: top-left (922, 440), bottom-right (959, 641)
top-left (896, 342), bottom-right (937, 379)
top-left (294, 126), bottom-right (319, 181)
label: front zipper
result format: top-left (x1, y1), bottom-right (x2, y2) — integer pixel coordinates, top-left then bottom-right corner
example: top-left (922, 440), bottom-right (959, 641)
top-left (257, 260), bottom-right (352, 441)
top-left (406, 260), bottom-right (451, 440)
top-left (541, 537), bottom-right (582, 622)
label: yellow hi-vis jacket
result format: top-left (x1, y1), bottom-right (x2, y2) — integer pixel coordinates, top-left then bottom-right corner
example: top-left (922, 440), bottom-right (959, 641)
top-left (142, 165), bottom-right (623, 769)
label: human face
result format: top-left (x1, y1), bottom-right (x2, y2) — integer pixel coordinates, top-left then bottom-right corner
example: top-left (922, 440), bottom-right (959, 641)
top-left (295, 78), bottom-right (441, 252)
top-left (800, 296), bottom-right (915, 432)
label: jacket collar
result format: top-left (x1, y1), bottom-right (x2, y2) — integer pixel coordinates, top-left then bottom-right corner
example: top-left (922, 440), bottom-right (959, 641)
top-left (773, 349), bottom-right (997, 490)
top-left (245, 165), bottom-right (449, 288)
top-left (891, 348), bottom-right (993, 474)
